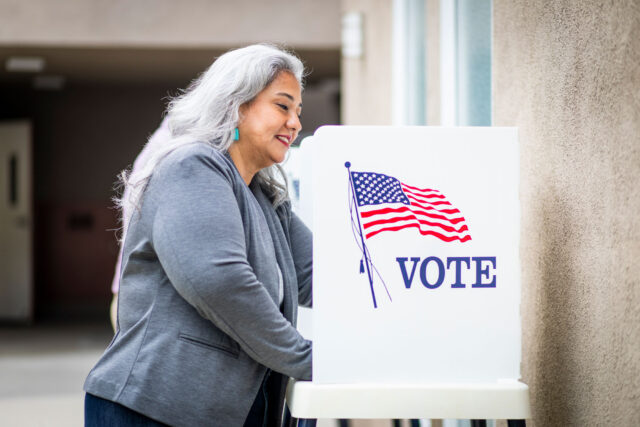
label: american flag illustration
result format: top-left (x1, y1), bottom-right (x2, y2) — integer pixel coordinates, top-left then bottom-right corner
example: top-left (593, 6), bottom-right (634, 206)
top-left (350, 170), bottom-right (472, 242)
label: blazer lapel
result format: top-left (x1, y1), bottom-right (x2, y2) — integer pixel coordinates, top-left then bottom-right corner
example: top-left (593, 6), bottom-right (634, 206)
top-left (250, 183), bottom-right (297, 325)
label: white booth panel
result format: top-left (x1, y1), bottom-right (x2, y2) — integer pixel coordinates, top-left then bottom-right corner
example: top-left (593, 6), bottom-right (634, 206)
top-left (311, 126), bottom-right (520, 384)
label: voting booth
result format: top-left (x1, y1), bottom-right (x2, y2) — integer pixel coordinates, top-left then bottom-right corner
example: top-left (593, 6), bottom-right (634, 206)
top-left (286, 126), bottom-right (530, 423)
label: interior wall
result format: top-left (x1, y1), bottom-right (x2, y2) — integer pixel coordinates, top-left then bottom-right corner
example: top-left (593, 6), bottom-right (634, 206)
top-left (493, 1), bottom-right (640, 425)
top-left (1, 83), bottom-right (174, 318)
top-left (29, 85), bottom-right (171, 202)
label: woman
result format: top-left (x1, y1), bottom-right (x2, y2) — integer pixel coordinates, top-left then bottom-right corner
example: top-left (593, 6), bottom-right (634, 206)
top-left (84, 44), bottom-right (312, 427)
top-left (109, 117), bottom-right (172, 331)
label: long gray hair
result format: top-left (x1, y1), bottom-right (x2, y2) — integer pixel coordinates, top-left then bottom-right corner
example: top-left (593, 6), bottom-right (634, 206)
top-left (117, 44), bottom-right (305, 235)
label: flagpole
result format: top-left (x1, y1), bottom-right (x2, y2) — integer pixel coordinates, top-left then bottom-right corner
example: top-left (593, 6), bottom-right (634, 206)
top-left (345, 162), bottom-right (377, 309)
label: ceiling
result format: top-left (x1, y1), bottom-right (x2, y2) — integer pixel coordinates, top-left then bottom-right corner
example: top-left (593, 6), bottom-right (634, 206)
top-left (0, 46), bottom-right (340, 88)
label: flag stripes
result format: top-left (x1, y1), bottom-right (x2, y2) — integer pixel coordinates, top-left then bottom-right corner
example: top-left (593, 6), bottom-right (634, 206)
top-left (350, 171), bottom-right (472, 243)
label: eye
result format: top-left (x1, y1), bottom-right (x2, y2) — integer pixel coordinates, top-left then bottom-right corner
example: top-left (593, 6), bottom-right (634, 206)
top-left (276, 103), bottom-right (289, 111)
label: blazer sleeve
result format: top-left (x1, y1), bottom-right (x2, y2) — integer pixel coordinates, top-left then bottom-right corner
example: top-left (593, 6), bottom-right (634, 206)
top-left (289, 212), bottom-right (312, 307)
top-left (149, 151), bottom-right (311, 380)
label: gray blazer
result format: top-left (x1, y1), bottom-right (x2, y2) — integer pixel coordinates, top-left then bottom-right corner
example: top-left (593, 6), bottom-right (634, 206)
top-left (84, 143), bottom-right (312, 426)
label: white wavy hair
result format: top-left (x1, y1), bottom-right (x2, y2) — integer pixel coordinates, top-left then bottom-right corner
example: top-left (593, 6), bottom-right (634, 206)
top-left (117, 44), bottom-right (305, 234)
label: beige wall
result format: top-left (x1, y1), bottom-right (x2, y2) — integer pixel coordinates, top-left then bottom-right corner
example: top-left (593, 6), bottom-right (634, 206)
top-left (341, 0), bottom-right (392, 125)
top-left (0, 0), bottom-right (340, 48)
top-left (494, 1), bottom-right (640, 425)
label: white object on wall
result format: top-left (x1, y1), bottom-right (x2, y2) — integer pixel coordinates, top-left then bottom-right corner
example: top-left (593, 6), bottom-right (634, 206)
top-left (342, 12), bottom-right (364, 59)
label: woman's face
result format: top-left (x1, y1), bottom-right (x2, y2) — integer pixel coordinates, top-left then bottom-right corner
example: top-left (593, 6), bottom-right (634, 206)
top-left (236, 72), bottom-right (302, 171)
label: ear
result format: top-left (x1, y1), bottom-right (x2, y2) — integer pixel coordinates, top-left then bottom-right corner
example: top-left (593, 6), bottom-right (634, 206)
top-left (238, 102), bottom-right (249, 117)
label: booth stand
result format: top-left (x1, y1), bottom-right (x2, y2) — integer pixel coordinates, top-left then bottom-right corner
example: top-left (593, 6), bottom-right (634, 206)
top-left (285, 379), bottom-right (530, 426)
top-left (291, 127), bottom-right (530, 427)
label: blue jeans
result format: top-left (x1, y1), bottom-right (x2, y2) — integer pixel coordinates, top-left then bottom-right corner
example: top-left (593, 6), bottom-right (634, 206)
top-left (86, 371), bottom-right (276, 427)
top-left (84, 393), bottom-right (169, 427)
top-left (244, 369), bottom-right (279, 427)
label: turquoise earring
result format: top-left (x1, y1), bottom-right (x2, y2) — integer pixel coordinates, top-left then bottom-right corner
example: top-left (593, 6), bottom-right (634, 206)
top-left (233, 128), bottom-right (239, 141)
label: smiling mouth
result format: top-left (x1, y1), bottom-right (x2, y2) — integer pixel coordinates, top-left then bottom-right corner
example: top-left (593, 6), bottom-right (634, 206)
top-left (276, 135), bottom-right (291, 146)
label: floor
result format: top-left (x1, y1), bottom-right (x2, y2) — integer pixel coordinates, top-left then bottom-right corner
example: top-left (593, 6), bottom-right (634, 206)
top-left (0, 320), bottom-right (113, 427)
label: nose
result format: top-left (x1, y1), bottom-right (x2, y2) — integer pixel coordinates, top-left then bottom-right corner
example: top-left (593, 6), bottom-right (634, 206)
top-left (287, 112), bottom-right (302, 135)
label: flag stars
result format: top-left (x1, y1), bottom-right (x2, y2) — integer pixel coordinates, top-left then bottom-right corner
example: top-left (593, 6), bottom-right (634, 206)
top-left (351, 171), bottom-right (411, 206)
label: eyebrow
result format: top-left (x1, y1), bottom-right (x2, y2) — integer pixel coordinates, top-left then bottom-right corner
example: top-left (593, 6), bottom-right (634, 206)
top-left (276, 92), bottom-right (303, 108)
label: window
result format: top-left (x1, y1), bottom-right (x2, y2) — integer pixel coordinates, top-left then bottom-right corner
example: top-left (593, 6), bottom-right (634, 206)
top-left (393, 0), bottom-right (492, 126)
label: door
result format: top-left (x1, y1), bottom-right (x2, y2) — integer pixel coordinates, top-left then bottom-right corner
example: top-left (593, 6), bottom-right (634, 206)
top-left (0, 120), bottom-right (33, 322)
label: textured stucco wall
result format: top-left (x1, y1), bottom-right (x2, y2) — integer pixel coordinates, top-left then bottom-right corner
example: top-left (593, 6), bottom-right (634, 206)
top-left (493, 1), bottom-right (640, 425)
top-left (341, 0), bottom-right (392, 125)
